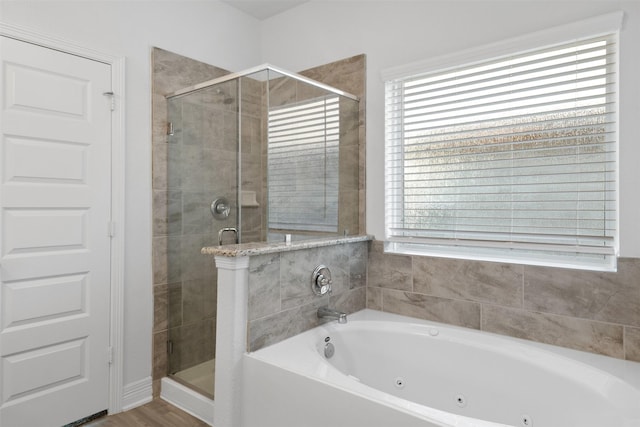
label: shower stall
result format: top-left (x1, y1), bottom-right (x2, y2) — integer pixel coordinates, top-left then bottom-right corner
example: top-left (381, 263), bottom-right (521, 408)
top-left (162, 64), bottom-right (360, 405)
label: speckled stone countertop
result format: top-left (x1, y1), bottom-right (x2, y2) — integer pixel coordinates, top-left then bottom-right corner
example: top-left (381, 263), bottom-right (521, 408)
top-left (201, 235), bottom-right (373, 257)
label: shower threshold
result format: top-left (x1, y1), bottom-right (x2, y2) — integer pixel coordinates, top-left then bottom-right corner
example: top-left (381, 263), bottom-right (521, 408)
top-left (173, 359), bottom-right (215, 398)
top-left (161, 360), bottom-right (215, 426)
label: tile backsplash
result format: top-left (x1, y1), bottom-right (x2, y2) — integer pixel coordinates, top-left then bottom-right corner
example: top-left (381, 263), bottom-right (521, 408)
top-left (246, 240), bottom-right (368, 351)
top-left (366, 240), bottom-right (640, 362)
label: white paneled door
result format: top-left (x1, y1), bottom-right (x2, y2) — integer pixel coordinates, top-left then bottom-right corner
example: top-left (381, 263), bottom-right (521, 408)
top-left (0, 36), bottom-right (112, 426)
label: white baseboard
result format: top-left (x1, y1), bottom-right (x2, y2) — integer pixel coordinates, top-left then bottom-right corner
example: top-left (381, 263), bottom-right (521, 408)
top-left (160, 377), bottom-right (214, 426)
top-left (122, 377), bottom-right (153, 411)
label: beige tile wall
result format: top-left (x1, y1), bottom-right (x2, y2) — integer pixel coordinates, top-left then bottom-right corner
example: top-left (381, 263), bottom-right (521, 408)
top-left (240, 76), bottom-right (266, 243)
top-left (242, 55), bottom-right (368, 349)
top-left (246, 241), bottom-right (368, 351)
top-left (151, 48), bottom-right (230, 397)
top-left (366, 240), bottom-right (640, 362)
top-left (266, 82), bottom-right (361, 238)
top-left (300, 55), bottom-right (366, 235)
top-left (151, 51), bottom-right (367, 397)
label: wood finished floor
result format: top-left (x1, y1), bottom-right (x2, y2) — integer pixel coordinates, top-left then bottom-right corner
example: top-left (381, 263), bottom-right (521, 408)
top-left (83, 399), bottom-right (209, 427)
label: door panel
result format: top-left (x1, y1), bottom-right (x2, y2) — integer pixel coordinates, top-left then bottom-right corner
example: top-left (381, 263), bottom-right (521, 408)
top-left (0, 36), bottom-right (112, 426)
top-left (3, 209), bottom-right (88, 254)
top-left (4, 136), bottom-right (88, 183)
top-left (5, 63), bottom-right (88, 118)
top-left (3, 338), bottom-right (87, 400)
top-left (2, 274), bottom-right (87, 329)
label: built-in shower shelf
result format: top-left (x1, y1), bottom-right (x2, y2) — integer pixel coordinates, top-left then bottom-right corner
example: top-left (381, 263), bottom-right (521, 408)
top-left (241, 190), bottom-right (259, 208)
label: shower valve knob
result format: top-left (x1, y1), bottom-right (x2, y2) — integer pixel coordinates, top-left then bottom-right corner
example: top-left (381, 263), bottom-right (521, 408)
top-left (311, 265), bottom-right (332, 296)
top-left (211, 197), bottom-right (231, 219)
top-left (317, 274), bottom-right (331, 287)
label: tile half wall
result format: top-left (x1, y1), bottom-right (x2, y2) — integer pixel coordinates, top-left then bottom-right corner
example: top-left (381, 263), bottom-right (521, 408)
top-left (366, 240), bottom-right (640, 362)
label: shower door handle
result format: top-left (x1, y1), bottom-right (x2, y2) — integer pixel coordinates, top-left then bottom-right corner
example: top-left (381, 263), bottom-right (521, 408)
top-left (218, 227), bottom-right (238, 245)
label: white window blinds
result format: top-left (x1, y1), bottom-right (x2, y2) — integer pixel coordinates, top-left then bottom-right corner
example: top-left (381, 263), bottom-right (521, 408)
top-left (268, 96), bottom-right (339, 233)
top-left (385, 34), bottom-right (618, 270)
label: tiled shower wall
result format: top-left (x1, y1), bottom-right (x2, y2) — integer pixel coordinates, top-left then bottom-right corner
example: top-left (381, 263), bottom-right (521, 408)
top-left (366, 240), bottom-right (640, 362)
top-left (266, 73), bottom-right (361, 239)
top-left (300, 55), bottom-right (366, 235)
top-left (151, 48), bottom-right (230, 397)
top-left (241, 56), bottom-right (367, 350)
top-left (239, 76), bottom-right (267, 243)
top-left (151, 50), bottom-right (367, 396)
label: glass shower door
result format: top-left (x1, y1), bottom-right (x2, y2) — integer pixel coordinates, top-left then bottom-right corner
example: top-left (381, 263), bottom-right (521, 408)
top-left (165, 80), bottom-right (239, 398)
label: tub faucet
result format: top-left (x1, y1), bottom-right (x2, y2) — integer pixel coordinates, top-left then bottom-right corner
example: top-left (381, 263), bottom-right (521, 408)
top-left (317, 306), bottom-right (347, 324)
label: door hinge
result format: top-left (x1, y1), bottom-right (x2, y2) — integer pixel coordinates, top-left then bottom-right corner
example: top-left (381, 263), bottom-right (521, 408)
top-left (108, 221), bottom-right (116, 238)
top-left (103, 91), bottom-right (115, 111)
top-left (108, 346), bottom-right (114, 365)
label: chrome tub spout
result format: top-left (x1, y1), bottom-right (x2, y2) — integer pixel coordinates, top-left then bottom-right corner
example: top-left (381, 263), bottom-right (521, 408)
top-left (317, 306), bottom-right (347, 324)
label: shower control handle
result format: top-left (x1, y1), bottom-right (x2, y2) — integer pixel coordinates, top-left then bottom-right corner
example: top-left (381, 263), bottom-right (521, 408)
top-left (311, 265), bottom-right (332, 296)
top-left (317, 274), bottom-right (331, 289)
top-left (211, 197), bottom-right (231, 220)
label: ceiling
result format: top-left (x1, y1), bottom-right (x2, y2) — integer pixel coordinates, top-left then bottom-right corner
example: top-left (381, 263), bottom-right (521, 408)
top-left (221, 0), bottom-right (310, 20)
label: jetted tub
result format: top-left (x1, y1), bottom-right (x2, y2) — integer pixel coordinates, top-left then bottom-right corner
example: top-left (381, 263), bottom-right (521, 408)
top-left (242, 309), bottom-right (640, 427)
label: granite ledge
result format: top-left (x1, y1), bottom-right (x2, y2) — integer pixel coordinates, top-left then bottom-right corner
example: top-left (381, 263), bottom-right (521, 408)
top-left (202, 235), bottom-right (373, 257)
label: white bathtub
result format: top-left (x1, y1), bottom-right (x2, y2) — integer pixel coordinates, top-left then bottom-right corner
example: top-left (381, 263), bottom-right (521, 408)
top-left (242, 309), bottom-right (640, 427)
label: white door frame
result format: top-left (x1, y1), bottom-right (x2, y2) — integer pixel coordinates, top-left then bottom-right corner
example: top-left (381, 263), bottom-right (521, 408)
top-left (0, 21), bottom-right (126, 415)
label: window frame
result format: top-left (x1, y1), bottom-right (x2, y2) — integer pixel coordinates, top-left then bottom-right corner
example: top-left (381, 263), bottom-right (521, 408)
top-left (382, 12), bottom-right (624, 271)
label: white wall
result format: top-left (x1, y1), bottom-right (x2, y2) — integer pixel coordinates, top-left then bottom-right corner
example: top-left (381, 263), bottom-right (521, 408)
top-left (0, 0), bottom-right (261, 392)
top-left (260, 0), bottom-right (640, 258)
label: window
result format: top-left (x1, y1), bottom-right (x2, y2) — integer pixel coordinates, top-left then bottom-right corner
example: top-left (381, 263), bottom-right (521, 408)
top-left (268, 96), bottom-right (339, 233)
top-left (384, 17), bottom-right (622, 271)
